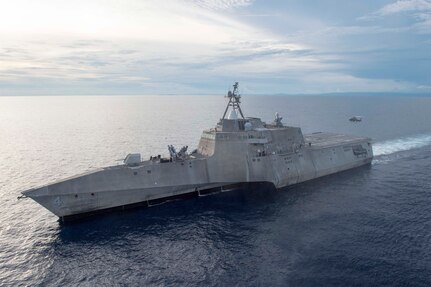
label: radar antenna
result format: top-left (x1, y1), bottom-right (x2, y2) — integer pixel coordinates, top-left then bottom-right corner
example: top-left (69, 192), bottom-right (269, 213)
top-left (222, 82), bottom-right (245, 119)
top-left (274, 112), bottom-right (283, 127)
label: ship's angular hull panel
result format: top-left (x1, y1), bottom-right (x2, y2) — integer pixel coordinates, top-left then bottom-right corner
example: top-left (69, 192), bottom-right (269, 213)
top-left (24, 182), bottom-right (230, 217)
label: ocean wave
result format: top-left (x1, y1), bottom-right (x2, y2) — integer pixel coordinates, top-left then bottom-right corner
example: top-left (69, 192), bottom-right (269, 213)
top-left (373, 134), bottom-right (431, 157)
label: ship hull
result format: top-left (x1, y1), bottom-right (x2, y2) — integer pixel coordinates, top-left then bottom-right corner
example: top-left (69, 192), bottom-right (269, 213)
top-left (23, 182), bottom-right (230, 219)
top-left (58, 160), bottom-right (372, 221)
top-left (22, 132), bottom-right (373, 221)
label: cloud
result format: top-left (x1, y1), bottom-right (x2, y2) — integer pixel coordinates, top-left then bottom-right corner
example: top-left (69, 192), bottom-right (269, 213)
top-left (188, 0), bottom-right (253, 10)
top-left (357, 0), bottom-right (431, 36)
top-left (413, 11), bottom-right (431, 32)
top-left (417, 84), bottom-right (431, 89)
top-left (292, 72), bottom-right (418, 94)
top-left (1, 0), bottom-right (307, 93)
top-left (0, 0), bottom-right (430, 95)
top-left (377, 0), bottom-right (431, 15)
top-left (0, 0), bottom-right (261, 44)
top-left (358, 0), bottom-right (431, 20)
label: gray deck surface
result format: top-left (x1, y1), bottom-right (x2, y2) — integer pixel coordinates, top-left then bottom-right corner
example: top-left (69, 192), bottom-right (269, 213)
top-left (304, 132), bottom-right (370, 148)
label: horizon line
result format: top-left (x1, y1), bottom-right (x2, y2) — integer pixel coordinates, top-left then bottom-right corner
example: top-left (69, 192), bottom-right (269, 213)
top-left (1, 92), bottom-right (431, 97)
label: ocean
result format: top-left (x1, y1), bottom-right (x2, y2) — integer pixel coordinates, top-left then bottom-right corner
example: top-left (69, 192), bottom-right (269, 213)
top-left (1, 95), bottom-right (431, 286)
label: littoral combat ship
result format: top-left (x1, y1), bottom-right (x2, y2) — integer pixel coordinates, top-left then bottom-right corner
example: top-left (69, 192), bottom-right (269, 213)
top-left (22, 83), bottom-right (373, 221)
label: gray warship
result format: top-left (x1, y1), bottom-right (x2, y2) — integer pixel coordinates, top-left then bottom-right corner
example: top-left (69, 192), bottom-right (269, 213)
top-left (22, 83), bottom-right (373, 220)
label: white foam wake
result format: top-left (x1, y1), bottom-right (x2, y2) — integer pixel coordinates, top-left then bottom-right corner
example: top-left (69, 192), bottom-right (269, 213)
top-left (373, 134), bottom-right (431, 157)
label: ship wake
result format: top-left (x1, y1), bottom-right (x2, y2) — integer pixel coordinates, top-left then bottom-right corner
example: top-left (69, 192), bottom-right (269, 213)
top-left (373, 133), bottom-right (431, 164)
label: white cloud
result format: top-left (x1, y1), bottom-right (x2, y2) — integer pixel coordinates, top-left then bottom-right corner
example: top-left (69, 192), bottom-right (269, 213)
top-left (300, 72), bottom-right (418, 93)
top-left (413, 12), bottom-right (431, 32)
top-left (0, 0), bottom-right (260, 44)
top-left (188, 0), bottom-right (253, 10)
top-left (0, 0), bottom-right (429, 95)
top-left (0, 0), bottom-right (309, 91)
top-left (357, 0), bottom-right (431, 34)
top-left (358, 0), bottom-right (431, 20)
top-left (378, 0), bottom-right (431, 15)
top-left (417, 84), bottom-right (431, 89)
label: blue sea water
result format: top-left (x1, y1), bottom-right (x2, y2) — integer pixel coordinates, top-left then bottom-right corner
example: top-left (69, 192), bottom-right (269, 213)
top-left (1, 95), bottom-right (431, 286)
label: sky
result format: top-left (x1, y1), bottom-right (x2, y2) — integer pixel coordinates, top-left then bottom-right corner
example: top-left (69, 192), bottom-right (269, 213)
top-left (0, 0), bottom-right (430, 95)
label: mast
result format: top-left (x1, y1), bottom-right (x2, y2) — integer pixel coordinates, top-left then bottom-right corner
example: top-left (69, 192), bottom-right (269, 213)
top-left (222, 82), bottom-right (245, 120)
